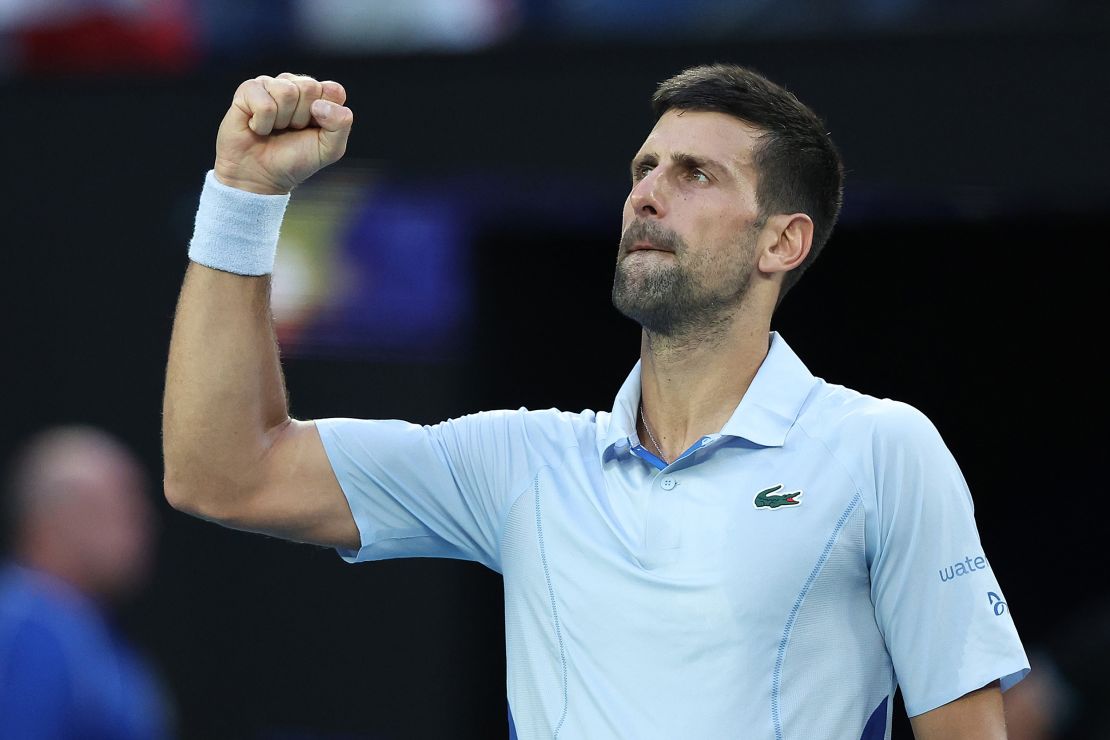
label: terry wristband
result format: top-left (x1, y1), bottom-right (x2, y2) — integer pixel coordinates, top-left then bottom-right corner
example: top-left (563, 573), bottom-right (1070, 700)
top-left (187, 170), bottom-right (291, 276)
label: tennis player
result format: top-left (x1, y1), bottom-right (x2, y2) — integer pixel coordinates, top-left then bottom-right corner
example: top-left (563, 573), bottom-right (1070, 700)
top-left (164, 64), bottom-right (1029, 739)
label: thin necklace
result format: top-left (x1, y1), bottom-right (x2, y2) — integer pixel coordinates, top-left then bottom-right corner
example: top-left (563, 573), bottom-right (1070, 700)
top-left (639, 402), bottom-right (668, 464)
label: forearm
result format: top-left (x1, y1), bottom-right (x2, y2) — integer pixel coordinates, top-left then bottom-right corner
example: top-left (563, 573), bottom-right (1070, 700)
top-left (163, 72), bottom-right (351, 524)
top-left (162, 262), bottom-right (290, 516)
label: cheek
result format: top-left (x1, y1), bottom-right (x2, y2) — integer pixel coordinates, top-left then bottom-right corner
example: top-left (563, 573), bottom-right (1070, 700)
top-left (688, 213), bottom-right (731, 250)
top-left (707, 207), bottom-right (756, 244)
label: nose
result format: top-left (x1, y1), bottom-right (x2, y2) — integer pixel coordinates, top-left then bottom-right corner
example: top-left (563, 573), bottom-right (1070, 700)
top-left (628, 169), bottom-right (666, 219)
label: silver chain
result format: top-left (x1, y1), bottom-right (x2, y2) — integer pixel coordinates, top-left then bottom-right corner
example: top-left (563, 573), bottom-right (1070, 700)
top-left (639, 402), bottom-right (668, 463)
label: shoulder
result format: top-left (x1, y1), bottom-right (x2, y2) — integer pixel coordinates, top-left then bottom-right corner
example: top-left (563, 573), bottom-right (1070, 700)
top-left (320, 406), bottom-right (598, 448)
top-left (798, 381), bottom-right (943, 451)
top-left (447, 406), bottom-right (600, 449)
top-left (0, 569), bottom-right (105, 671)
top-left (794, 382), bottom-right (955, 502)
top-left (462, 406), bottom-right (598, 427)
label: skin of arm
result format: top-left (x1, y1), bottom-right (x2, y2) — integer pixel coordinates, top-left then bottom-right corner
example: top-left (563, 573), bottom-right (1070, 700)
top-left (910, 681), bottom-right (1007, 739)
top-left (162, 74), bottom-right (359, 549)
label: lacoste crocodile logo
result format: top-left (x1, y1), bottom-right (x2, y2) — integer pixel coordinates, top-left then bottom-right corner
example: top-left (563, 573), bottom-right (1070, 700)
top-left (753, 484), bottom-right (803, 509)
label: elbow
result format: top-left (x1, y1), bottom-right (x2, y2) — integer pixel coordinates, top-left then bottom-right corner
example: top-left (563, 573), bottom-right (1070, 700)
top-left (162, 443), bottom-right (206, 515)
top-left (163, 468), bottom-right (245, 524)
top-left (163, 472), bottom-right (214, 519)
top-left (163, 473), bottom-right (197, 515)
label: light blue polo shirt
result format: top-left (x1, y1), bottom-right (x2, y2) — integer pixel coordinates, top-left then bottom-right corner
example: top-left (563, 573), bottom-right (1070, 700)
top-left (317, 332), bottom-right (1028, 739)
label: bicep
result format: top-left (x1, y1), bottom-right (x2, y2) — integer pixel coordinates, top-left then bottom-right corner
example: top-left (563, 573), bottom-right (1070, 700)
top-left (909, 681), bottom-right (1006, 739)
top-left (219, 418), bottom-right (360, 550)
top-left (217, 409), bottom-right (544, 566)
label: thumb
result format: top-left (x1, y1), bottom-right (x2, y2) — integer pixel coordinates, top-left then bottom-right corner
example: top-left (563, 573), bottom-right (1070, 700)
top-left (311, 99), bottom-right (354, 165)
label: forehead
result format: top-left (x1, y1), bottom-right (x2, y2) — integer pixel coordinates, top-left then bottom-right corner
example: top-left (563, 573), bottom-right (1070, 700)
top-left (635, 109), bottom-right (762, 171)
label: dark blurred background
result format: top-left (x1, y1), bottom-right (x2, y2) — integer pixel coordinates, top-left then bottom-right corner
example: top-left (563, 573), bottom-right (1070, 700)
top-left (1, 0), bottom-right (1107, 738)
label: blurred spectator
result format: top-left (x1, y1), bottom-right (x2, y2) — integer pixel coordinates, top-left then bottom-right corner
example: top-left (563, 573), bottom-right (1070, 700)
top-left (293, 0), bottom-right (515, 52)
top-left (1004, 603), bottom-right (1110, 740)
top-left (0, 426), bottom-right (170, 739)
top-left (2, 0), bottom-right (1100, 75)
top-left (519, 0), bottom-right (1105, 39)
top-left (0, 0), bottom-right (196, 75)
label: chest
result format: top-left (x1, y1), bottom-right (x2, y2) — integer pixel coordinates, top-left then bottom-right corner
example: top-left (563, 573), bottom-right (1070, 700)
top-left (500, 443), bottom-right (868, 642)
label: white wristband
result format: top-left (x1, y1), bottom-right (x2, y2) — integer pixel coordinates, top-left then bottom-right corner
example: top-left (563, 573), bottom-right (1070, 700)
top-left (187, 170), bottom-right (291, 276)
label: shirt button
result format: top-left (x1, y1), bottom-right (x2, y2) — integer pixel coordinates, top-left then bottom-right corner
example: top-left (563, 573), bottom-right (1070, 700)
top-left (660, 477), bottom-right (677, 491)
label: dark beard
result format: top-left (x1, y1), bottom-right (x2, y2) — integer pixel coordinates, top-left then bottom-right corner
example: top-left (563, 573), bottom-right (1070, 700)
top-left (611, 220), bottom-right (753, 338)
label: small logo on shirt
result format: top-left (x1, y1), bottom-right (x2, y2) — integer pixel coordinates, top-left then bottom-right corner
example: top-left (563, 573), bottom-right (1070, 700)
top-left (938, 555), bottom-right (987, 583)
top-left (753, 484), bottom-right (802, 509)
top-left (988, 592), bottom-right (1007, 616)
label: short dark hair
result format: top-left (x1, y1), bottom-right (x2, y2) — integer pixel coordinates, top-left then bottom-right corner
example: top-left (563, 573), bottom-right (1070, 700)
top-left (652, 63), bottom-right (844, 301)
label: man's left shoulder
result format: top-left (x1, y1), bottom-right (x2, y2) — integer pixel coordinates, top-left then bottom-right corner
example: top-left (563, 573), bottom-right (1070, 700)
top-left (800, 382), bottom-right (940, 446)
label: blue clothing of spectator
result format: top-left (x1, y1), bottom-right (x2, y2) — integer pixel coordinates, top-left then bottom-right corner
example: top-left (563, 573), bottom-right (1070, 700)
top-left (0, 564), bottom-right (168, 740)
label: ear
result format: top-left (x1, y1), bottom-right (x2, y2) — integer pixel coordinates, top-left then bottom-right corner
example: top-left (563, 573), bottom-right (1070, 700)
top-left (757, 213), bottom-right (813, 276)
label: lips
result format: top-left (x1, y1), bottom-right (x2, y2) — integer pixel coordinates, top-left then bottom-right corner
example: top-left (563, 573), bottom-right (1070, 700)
top-left (619, 220), bottom-right (682, 257)
top-left (628, 241), bottom-right (672, 253)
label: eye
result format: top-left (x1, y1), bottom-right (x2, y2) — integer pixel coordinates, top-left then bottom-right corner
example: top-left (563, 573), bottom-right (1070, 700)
top-left (633, 163), bottom-right (654, 181)
top-left (688, 169), bottom-right (710, 184)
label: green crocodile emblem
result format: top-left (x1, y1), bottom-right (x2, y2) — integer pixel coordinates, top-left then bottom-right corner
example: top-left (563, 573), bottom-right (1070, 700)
top-left (753, 484), bottom-right (803, 509)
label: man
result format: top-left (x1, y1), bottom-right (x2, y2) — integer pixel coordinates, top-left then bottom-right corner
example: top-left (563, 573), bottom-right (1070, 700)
top-left (0, 426), bottom-right (169, 739)
top-left (163, 64), bottom-right (1029, 738)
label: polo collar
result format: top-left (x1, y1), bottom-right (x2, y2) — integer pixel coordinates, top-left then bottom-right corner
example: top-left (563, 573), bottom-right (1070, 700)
top-left (597, 332), bottom-right (819, 459)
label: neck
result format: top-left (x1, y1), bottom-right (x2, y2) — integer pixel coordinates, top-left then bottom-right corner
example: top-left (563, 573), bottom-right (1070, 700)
top-left (636, 308), bottom-right (771, 463)
top-left (16, 533), bottom-right (98, 603)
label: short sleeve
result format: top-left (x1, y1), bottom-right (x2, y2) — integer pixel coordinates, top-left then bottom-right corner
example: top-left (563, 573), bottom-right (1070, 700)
top-left (316, 409), bottom-right (545, 572)
top-left (867, 402), bottom-right (1029, 716)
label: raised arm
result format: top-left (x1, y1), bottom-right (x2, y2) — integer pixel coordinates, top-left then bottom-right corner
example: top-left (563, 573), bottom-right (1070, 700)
top-left (162, 73), bottom-right (358, 549)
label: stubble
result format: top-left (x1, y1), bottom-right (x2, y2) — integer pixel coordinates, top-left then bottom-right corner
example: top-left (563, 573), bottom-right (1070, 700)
top-left (611, 219), bottom-right (757, 342)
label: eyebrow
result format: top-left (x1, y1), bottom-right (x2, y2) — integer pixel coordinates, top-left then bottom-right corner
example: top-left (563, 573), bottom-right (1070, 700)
top-left (630, 151), bottom-right (732, 180)
top-left (673, 152), bottom-right (729, 176)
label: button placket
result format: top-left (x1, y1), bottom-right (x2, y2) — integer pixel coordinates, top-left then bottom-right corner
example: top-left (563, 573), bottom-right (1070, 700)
top-left (643, 473), bottom-right (682, 556)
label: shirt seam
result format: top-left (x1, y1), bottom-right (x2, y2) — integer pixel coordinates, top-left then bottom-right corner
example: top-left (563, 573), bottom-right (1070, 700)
top-left (792, 418), bottom-right (865, 497)
top-left (771, 493), bottom-right (862, 740)
top-left (793, 418), bottom-right (875, 564)
top-left (494, 443), bottom-right (582, 571)
top-left (533, 467), bottom-right (570, 738)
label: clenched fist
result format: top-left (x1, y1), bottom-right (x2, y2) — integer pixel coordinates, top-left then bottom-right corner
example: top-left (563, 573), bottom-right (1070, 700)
top-left (213, 72), bottom-right (354, 195)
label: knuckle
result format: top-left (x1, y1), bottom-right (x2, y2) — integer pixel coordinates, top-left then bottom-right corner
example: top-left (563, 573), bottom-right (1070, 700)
top-left (262, 78), bottom-right (292, 98)
top-left (273, 81), bottom-right (299, 101)
top-left (237, 79), bottom-right (262, 96)
top-left (299, 79), bottom-right (322, 98)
